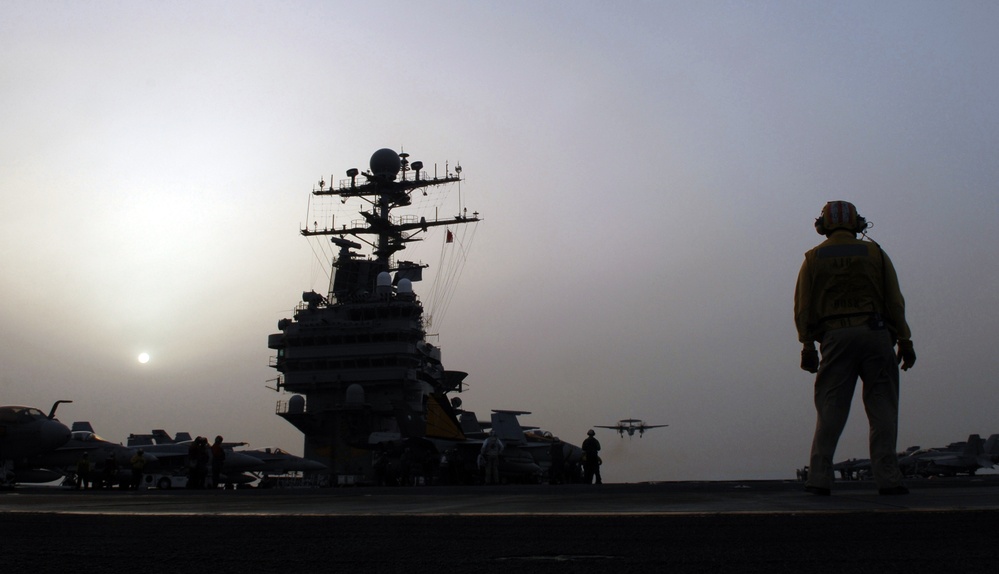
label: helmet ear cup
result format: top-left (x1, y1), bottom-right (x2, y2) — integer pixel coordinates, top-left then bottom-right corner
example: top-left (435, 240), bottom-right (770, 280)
top-left (814, 216), bottom-right (828, 236)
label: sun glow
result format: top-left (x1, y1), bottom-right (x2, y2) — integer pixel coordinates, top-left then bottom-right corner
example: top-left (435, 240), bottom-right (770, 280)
top-left (137, 352), bottom-right (150, 364)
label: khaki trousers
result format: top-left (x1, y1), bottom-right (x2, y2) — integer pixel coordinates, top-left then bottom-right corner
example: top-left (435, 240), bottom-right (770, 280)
top-left (806, 325), bottom-right (905, 490)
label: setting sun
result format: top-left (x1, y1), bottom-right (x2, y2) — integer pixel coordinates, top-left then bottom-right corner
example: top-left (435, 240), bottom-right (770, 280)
top-left (137, 352), bottom-right (150, 364)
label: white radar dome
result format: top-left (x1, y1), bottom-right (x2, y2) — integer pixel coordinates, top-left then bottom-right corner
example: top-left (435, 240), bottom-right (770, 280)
top-left (370, 148), bottom-right (401, 180)
top-left (376, 271), bottom-right (393, 296)
top-left (345, 384), bottom-right (365, 407)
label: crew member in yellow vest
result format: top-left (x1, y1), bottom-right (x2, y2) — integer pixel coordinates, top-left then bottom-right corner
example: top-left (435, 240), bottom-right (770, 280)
top-left (794, 201), bottom-right (915, 496)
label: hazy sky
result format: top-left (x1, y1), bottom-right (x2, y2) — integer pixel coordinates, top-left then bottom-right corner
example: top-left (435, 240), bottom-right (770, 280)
top-left (3, 1), bottom-right (998, 482)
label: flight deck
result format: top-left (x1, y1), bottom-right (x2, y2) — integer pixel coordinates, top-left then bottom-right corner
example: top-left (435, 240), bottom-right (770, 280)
top-left (4, 480), bottom-right (999, 572)
top-left (4, 478), bottom-right (999, 515)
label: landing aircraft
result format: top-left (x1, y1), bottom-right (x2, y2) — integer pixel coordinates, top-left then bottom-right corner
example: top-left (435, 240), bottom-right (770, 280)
top-left (0, 400), bottom-right (73, 484)
top-left (595, 419), bottom-right (668, 438)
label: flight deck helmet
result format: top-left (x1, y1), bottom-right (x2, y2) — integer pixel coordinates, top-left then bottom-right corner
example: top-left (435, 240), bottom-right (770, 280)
top-left (814, 201), bottom-right (868, 236)
top-left (587, 429), bottom-right (595, 436)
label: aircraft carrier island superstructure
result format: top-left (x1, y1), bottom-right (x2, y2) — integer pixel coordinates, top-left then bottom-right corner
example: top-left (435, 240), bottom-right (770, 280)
top-left (268, 148), bottom-right (480, 484)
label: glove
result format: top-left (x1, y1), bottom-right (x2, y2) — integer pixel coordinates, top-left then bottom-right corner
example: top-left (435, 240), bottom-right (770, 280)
top-left (897, 340), bottom-right (916, 371)
top-left (800, 346), bottom-right (819, 374)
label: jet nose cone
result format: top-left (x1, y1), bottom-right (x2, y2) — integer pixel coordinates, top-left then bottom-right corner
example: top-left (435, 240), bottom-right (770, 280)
top-left (41, 420), bottom-right (71, 451)
top-left (301, 459), bottom-right (328, 471)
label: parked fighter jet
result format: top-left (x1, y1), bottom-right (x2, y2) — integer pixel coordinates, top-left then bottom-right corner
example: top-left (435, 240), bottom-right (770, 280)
top-left (362, 407), bottom-right (581, 486)
top-left (449, 410), bottom-right (581, 484)
top-left (125, 429), bottom-right (266, 485)
top-left (488, 410), bottom-right (545, 481)
top-left (898, 434), bottom-right (994, 477)
top-left (128, 430), bottom-right (243, 448)
top-left (14, 422), bottom-right (156, 487)
top-left (237, 447), bottom-right (327, 474)
top-left (0, 400), bottom-right (73, 485)
top-left (983, 434), bottom-right (999, 464)
top-left (237, 447), bottom-right (328, 488)
top-left (595, 419), bottom-right (668, 438)
top-left (832, 458), bottom-right (871, 481)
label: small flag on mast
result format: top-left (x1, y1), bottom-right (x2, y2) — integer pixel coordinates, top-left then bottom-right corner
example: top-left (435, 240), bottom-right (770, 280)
top-left (446, 229), bottom-right (454, 243)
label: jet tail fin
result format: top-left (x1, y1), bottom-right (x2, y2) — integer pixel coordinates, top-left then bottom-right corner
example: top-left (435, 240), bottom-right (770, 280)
top-left (127, 434), bottom-right (154, 447)
top-left (961, 434), bottom-right (993, 469)
top-left (964, 434), bottom-right (984, 458)
top-left (459, 412), bottom-right (484, 435)
top-left (71, 421), bottom-right (96, 433)
top-left (491, 411), bottom-right (528, 445)
top-left (983, 434), bottom-right (999, 456)
top-left (151, 430), bottom-right (174, 444)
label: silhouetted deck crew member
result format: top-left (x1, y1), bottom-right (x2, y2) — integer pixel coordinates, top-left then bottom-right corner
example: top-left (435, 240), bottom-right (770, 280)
top-left (102, 453), bottom-right (117, 489)
top-left (795, 201), bottom-right (915, 496)
top-left (130, 449), bottom-right (146, 490)
top-left (480, 432), bottom-right (504, 485)
top-left (75, 452), bottom-right (91, 490)
top-left (582, 429), bottom-right (602, 484)
top-left (211, 435), bottom-right (226, 488)
top-left (549, 438), bottom-right (565, 485)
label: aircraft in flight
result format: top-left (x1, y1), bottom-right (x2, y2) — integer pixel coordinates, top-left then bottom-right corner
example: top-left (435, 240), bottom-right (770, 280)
top-left (595, 419), bottom-right (668, 438)
top-left (0, 401), bottom-right (73, 484)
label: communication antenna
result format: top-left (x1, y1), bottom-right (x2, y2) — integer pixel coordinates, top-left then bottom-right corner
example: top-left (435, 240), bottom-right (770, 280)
top-left (455, 163), bottom-right (462, 213)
